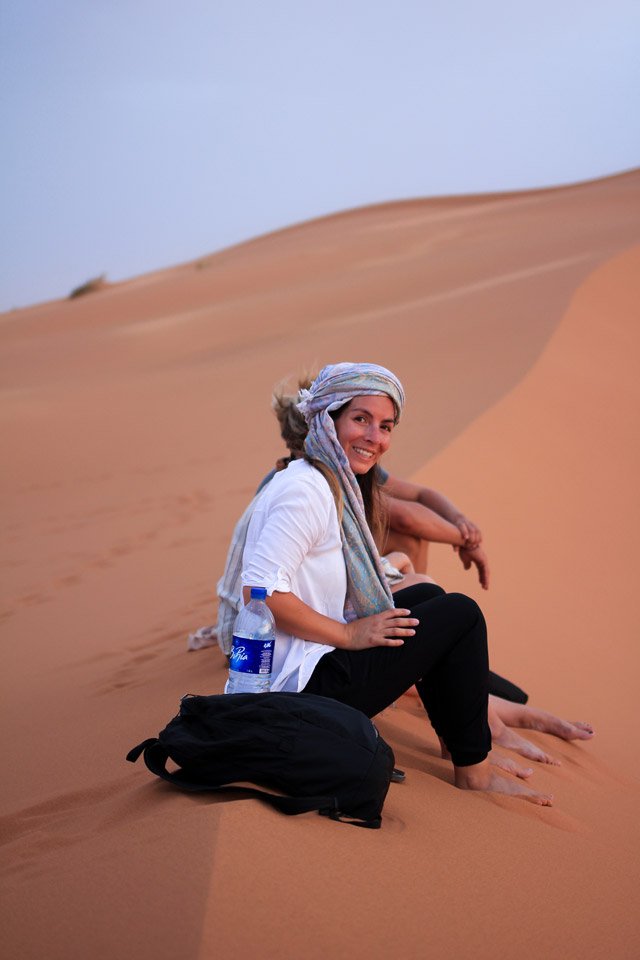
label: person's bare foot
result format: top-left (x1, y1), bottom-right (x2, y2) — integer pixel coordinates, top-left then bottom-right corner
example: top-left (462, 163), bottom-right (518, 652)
top-left (492, 724), bottom-right (561, 765)
top-left (489, 703), bottom-right (560, 764)
top-left (521, 712), bottom-right (594, 741)
top-left (490, 697), bottom-right (595, 741)
top-left (454, 759), bottom-right (553, 805)
top-left (489, 752), bottom-right (533, 779)
top-left (444, 730), bottom-right (547, 772)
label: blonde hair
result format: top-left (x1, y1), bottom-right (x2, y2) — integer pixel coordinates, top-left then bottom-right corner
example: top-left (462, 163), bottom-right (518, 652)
top-left (271, 370), bottom-right (343, 520)
top-left (271, 372), bottom-right (313, 455)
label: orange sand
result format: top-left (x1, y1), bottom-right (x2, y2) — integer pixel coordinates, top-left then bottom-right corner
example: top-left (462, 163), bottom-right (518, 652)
top-left (1, 170), bottom-right (639, 959)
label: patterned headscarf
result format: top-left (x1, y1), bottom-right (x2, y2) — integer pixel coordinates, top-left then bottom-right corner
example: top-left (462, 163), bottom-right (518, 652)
top-left (297, 362), bottom-right (405, 621)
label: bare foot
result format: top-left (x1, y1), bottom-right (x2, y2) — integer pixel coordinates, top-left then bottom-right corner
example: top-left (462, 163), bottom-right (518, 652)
top-left (489, 752), bottom-right (533, 779)
top-left (522, 712), bottom-right (594, 741)
top-left (455, 759), bottom-right (553, 806)
top-left (443, 723), bottom-right (553, 770)
top-left (489, 704), bottom-right (560, 764)
top-left (490, 697), bottom-right (595, 741)
top-left (492, 724), bottom-right (561, 765)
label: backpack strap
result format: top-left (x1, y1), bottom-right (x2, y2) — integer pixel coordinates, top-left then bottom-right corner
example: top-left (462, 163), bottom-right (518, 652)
top-left (126, 738), bottom-right (352, 821)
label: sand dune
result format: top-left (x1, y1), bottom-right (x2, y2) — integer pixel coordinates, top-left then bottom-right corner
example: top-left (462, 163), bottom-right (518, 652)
top-left (1, 170), bottom-right (639, 959)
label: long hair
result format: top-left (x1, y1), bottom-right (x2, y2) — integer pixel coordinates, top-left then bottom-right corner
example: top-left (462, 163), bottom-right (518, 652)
top-left (356, 464), bottom-right (388, 552)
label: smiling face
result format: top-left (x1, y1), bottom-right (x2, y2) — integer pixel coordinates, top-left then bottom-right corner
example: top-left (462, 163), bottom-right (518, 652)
top-left (333, 394), bottom-right (396, 474)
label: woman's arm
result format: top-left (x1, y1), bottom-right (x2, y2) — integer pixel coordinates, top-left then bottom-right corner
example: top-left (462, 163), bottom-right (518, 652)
top-left (242, 587), bottom-right (418, 651)
top-left (383, 474), bottom-right (482, 547)
top-left (385, 496), bottom-right (467, 546)
top-left (382, 477), bottom-right (490, 588)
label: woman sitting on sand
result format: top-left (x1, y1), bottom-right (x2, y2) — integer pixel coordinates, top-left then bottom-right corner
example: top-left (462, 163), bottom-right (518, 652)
top-left (265, 377), bottom-right (594, 767)
top-left (241, 361), bottom-right (553, 804)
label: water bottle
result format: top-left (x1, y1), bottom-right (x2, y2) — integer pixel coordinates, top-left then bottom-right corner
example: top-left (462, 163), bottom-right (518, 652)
top-left (226, 586), bottom-right (276, 693)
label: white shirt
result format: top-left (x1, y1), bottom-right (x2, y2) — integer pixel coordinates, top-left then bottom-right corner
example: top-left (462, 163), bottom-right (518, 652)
top-left (241, 458), bottom-right (346, 691)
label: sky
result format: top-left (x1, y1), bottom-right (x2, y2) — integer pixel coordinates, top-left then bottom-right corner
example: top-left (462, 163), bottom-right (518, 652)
top-left (1, 0), bottom-right (639, 311)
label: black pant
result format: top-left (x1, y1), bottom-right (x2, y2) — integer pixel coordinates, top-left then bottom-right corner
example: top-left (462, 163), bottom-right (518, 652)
top-left (304, 583), bottom-right (491, 767)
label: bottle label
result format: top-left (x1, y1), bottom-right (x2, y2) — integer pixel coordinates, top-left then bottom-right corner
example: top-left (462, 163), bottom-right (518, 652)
top-left (230, 635), bottom-right (274, 675)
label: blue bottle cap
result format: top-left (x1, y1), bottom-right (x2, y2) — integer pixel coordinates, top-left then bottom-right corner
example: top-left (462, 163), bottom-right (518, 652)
top-left (250, 586), bottom-right (267, 601)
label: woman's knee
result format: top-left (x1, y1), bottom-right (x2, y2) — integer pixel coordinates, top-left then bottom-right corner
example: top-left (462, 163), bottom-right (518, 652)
top-left (444, 592), bottom-right (486, 632)
top-left (394, 582), bottom-right (445, 607)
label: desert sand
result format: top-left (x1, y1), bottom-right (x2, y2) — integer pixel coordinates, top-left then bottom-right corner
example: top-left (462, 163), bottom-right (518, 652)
top-left (1, 170), bottom-right (639, 959)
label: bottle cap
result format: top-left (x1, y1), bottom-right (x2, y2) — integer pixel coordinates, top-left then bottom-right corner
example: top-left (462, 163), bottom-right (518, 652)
top-left (250, 586), bottom-right (268, 601)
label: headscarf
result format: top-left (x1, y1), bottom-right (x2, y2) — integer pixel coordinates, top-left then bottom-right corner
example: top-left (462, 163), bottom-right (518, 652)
top-left (297, 362), bottom-right (405, 621)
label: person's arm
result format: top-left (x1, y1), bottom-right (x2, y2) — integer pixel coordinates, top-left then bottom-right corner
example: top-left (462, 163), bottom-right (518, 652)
top-left (385, 496), bottom-right (467, 546)
top-left (242, 587), bottom-right (417, 650)
top-left (383, 476), bottom-right (490, 589)
top-left (383, 474), bottom-right (482, 547)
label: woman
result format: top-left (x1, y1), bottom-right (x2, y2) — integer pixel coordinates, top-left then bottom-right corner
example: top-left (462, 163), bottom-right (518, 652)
top-left (242, 362), bottom-right (553, 804)
top-left (268, 375), bottom-right (593, 763)
top-left (270, 372), bottom-right (490, 589)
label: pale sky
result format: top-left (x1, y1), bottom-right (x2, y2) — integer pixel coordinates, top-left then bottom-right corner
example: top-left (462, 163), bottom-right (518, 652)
top-left (2, 0), bottom-right (639, 310)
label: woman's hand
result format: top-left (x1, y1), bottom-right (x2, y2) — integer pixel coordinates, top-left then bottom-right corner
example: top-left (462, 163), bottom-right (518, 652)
top-left (453, 514), bottom-right (482, 549)
top-left (457, 544), bottom-right (490, 590)
top-left (342, 608), bottom-right (418, 650)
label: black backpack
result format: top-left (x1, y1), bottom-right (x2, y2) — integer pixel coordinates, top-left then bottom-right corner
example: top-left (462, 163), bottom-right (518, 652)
top-left (127, 692), bottom-right (396, 828)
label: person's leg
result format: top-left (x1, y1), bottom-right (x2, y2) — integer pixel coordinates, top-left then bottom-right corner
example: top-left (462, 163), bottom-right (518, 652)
top-left (490, 696), bottom-right (594, 741)
top-left (395, 583), bottom-right (530, 703)
top-left (306, 584), bottom-right (552, 804)
top-left (392, 581), bottom-right (444, 604)
top-left (308, 587), bottom-right (490, 765)
top-left (487, 671), bottom-right (528, 704)
top-left (394, 581), bottom-right (533, 715)
top-left (391, 583), bottom-right (566, 769)
top-left (383, 530), bottom-right (429, 573)
top-left (487, 700), bottom-right (560, 765)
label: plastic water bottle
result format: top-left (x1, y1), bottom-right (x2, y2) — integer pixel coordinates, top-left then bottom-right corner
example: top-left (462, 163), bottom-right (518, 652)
top-left (226, 587), bottom-right (276, 693)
